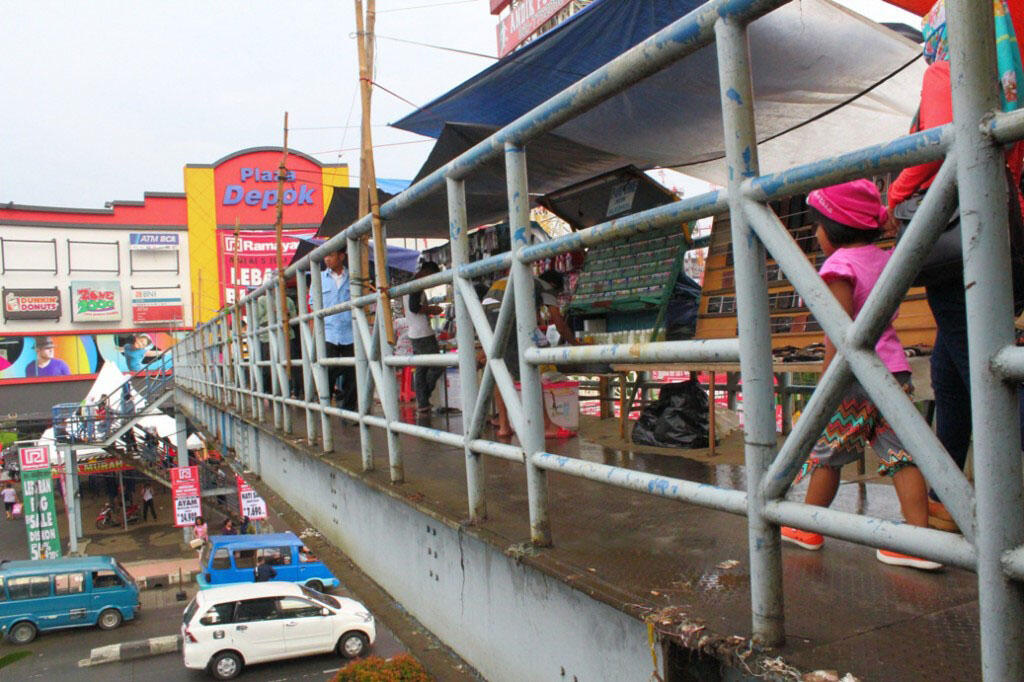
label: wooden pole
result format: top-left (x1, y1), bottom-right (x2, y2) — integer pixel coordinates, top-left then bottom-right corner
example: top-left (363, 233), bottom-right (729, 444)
top-left (354, 0), bottom-right (395, 344)
top-left (274, 112), bottom-right (293, 372)
top-left (232, 218), bottom-right (241, 305)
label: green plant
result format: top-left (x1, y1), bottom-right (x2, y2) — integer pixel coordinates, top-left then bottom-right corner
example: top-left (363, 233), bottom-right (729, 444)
top-left (332, 654), bottom-right (432, 682)
top-left (0, 651), bottom-right (33, 669)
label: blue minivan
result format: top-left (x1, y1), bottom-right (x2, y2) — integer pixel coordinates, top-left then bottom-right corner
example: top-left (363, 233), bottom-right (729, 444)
top-left (0, 556), bottom-right (139, 643)
top-left (197, 533), bottom-right (339, 592)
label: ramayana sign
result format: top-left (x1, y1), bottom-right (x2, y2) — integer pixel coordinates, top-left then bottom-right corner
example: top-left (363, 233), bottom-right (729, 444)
top-left (70, 281), bottom-right (122, 322)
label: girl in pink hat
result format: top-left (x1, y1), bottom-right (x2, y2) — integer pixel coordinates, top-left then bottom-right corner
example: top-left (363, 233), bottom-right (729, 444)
top-left (780, 179), bottom-right (940, 570)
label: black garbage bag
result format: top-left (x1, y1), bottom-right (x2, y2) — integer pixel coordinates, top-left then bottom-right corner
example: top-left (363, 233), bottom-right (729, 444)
top-left (630, 379), bottom-right (710, 449)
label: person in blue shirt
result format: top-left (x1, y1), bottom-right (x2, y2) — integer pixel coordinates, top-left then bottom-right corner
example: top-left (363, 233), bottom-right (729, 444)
top-left (310, 246), bottom-right (357, 410)
top-left (122, 334), bottom-right (158, 371)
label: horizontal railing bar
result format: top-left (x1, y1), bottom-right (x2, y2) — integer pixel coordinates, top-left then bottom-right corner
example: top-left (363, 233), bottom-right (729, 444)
top-left (317, 357), bottom-right (357, 367)
top-left (469, 439), bottom-right (526, 462)
top-left (1002, 545), bottom-right (1024, 581)
top-left (456, 252), bottom-right (512, 281)
top-left (743, 125), bottom-right (953, 203)
top-left (532, 452), bottom-right (747, 514)
top-left (383, 354), bottom-right (459, 367)
top-left (989, 107), bottom-right (1024, 144)
top-left (389, 269), bottom-right (454, 298)
top-left (763, 500), bottom-right (977, 570)
top-left (388, 421), bottom-right (465, 448)
top-left (525, 338), bottom-right (740, 365)
top-left (519, 189), bottom-right (727, 264)
top-left (991, 345), bottom-right (1024, 382)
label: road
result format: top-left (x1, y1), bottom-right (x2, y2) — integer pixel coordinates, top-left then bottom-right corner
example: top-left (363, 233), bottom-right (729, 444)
top-left (3, 585), bottom-right (407, 681)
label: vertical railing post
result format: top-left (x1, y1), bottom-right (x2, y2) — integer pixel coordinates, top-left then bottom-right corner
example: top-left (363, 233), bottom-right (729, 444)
top-left (348, 235), bottom-right (375, 469)
top-left (231, 305), bottom-right (246, 414)
top-left (715, 16), bottom-right (784, 647)
top-left (309, 260), bottom-right (334, 453)
top-left (273, 281), bottom-right (293, 434)
top-left (948, 2), bottom-right (1024, 678)
top-left (448, 176), bottom-right (486, 522)
top-left (296, 269), bottom-right (317, 446)
top-left (249, 300), bottom-right (267, 424)
top-left (245, 300), bottom-right (260, 419)
top-left (265, 289), bottom-right (283, 430)
top-left (505, 142), bottom-right (551, 546)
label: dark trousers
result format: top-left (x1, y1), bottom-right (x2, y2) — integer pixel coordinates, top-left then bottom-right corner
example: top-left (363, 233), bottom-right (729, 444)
top-left (326, 342), bottom-right (357, 410)
top-left (260, 341), bottom-right (303, 397)
top-left (142, 498), bottom-right (157, 521)
top-left (411, 335), bottom-right (445, 409)
top-left (926, 281), bottom-right (1024, 481)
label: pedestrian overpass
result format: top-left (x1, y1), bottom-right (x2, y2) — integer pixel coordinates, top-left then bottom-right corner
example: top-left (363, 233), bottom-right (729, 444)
top-left (170, 1), bottom-right (1023, 679)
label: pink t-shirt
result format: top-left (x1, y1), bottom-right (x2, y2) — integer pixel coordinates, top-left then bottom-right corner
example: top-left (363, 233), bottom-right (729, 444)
top-left (819, 244), bottom-right (910, 375)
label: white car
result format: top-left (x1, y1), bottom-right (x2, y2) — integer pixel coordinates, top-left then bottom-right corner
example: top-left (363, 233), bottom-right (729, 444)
top-left (181, 581), bottom-right (375, 680)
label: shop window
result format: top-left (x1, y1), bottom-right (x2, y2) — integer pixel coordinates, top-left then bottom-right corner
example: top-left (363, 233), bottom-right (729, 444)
top-left (129, 249), bottom-right (179, 274)
top-left (7, 576), bottom-right (51, 600)
top-left (1, 238), bottom-right (57, 273)
top-left (233, 549), bottom-right (258, 569)
top-left (211, 549), bottom-right (231, 570)
top-left (54, 573), bottom-right (85, 595)
top-left (92, 570), bottom-right (124, 589)
top-left (200, 602), bottom-right (236, 626)
top-left (276, 597), bottom-right (321, 619)
top-left (68, 240), bottom-right (120, 274)
top-left (234, 597), bottom-right (277, 622)
top-left (259, 546), bottom-right (292, 566)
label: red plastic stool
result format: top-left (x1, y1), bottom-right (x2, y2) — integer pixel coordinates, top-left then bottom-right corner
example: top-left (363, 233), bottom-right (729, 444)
top-left (399, 366), bottom-right (415, 402)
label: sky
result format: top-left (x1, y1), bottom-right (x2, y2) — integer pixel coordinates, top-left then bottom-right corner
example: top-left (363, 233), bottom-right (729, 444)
top-left (0, 0), bottom-right (919, 210)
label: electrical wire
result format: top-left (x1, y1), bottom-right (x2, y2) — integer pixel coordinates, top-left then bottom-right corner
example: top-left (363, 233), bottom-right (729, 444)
top-left (354, 31), bottom-right (496, 60)
top-left (377, 0), bottom-right (476, 12)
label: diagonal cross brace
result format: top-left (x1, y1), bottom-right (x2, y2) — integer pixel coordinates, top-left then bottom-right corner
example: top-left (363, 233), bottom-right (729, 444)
top-left (745, 157), bottom-right (977, 541)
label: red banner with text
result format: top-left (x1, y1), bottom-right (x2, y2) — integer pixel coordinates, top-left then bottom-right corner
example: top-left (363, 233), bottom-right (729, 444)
top-left (216, 228), bottom-right (316, 306)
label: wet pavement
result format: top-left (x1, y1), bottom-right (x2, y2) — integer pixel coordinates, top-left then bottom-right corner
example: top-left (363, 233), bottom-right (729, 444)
top-left (214, 401), bottom-right (981, 680)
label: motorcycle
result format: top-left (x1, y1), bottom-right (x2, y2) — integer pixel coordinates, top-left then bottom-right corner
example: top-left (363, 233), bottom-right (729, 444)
top-left (95, 501), bottom-right (141, 529)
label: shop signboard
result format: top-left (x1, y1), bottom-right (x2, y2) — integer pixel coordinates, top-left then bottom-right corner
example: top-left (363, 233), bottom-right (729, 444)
top-left (70, 281), bottom-right (122, 322)
top-left (0, 332), bottom-right (180, 384)
top-left (496, 0), bottom-right (571, 57)
top-left (131, 288), bottom-right (185, 324)
top-left (236, 475), bottom-right (268, 520)
top-left (171, 465), bottom-right (201, 527)
top-left (216, 228), bottom-right (316, 305)
top-left (3, 288), bottom-right (61, 321)
top-left (129, 232), bottom-right (180, 250)
top-left (19, 446), bottom-right (61, 560)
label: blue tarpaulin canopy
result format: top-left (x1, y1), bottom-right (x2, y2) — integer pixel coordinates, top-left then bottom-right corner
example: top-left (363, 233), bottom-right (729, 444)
top-left (393, 0), bottom-right (923, 183)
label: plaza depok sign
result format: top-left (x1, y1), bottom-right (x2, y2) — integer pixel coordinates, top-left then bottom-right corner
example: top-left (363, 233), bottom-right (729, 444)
top-left (70, 280), bottom-right (122, 322)
top-left (19, 446), bottom-right (61, 560)
top-left (171, 465), bottom-right (201, 527)
top-left (236, 475), bottom-right (268, 520)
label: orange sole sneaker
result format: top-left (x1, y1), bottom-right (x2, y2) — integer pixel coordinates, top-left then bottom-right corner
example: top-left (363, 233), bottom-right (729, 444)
top-left (876, 548), bottom-right (942, 571)
top-left (780, 526), bottom-right (824, 550)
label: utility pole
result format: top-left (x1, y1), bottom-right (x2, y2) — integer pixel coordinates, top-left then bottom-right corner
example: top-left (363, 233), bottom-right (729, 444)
top-left (274, 113), bottom-right (293, 372)
top-left (354, 0), bottom-right (395, 344)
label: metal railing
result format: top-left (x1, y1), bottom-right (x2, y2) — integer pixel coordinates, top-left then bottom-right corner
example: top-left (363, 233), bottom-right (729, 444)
top-left (52, 347), bottom-right (175, 447)
top-left (172, 1), bottom-right (1024, 678)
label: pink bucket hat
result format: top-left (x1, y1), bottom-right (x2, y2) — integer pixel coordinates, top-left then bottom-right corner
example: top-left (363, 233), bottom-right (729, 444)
top-left (807, 179), bottom-right (888, 230)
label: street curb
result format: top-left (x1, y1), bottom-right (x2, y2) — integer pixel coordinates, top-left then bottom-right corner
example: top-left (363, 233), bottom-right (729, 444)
top-left (135, 569), bottom-right (198, 590)
top-left (78, 634), bottom-right (182, 667)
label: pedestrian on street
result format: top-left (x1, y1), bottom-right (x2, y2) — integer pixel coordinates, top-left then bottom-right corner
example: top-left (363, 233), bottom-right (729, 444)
top-left (193, 516), bottom-right (208, 542)
top-left (2, 482), bottom-right (17, 520)
top-left (254, 556), bottom-right (277, 582)
top-left (141, 482), bottom-right (157, 521)
top-left (404, 261), bottom-right (446, 416)
top-left (310, 245), bottom-right (357, 410)
top-left (222, 517), bottom-right (237, 535)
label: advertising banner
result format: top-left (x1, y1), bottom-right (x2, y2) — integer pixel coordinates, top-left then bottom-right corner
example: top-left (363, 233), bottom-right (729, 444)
top-left (129, 233), bottom-right (180, 250)
top-left (236, 475), bottom-right (268, 520)
top-left (3, 288), bottom-right (61, 321)
top-left (0, 332), bottom-right (180, 383)
top-left (496, 0), bottom-right (571, 56)
top-left (131, 288), bottom-right (185, 324)
top-left (19, 446), bottom-right (62, 560)
top-left (216, 228), bottom-right (316, 305)
top-left (70, 281), bottom-right (122, 322)
top-left (170, 465), bottom-right (201, 527)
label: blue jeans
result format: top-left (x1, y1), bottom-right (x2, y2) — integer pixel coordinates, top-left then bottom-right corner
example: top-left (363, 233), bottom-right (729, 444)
top-left (927, 281), bottom-right (1024, 479)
